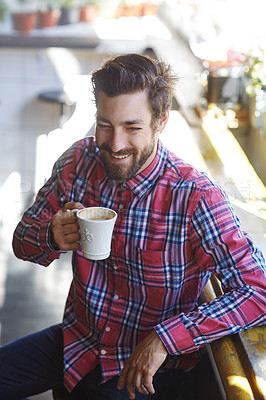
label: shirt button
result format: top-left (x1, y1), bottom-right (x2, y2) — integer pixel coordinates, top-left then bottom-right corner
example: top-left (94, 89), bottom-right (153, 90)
top-left (105, 327), bottom-right (111, 332)
top-left (114, 294), bottom-right (119, 300)
top-left (101, 349), bottom-right (106, 355)
top-left (119, 204), bottom-right (124, 210)
top-left (113, 265), bottom-right (118, 270)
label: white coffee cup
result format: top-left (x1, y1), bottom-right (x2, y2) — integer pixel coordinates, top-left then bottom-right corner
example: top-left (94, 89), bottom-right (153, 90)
top-left (74, 207), bottom-right (117, 260)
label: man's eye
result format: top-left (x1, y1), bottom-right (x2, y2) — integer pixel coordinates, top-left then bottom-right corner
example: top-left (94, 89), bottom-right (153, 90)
top-left (97, 123), bottom-right (110, 129)
top-left (127, 127), bottom-right (141, 131)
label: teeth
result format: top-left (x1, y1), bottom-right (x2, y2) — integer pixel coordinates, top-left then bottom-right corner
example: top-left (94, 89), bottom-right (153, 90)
top-left (112, 154), bottom-right (128, 159)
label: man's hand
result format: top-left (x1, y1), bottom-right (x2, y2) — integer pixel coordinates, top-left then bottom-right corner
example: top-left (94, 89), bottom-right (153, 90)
top-left (50, 202), bottom-right (84, 251)
top-left (117, 330), bottom-right (168, 399)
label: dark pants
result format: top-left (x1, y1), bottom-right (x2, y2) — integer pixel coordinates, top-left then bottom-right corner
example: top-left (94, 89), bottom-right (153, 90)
top-left (0, 324), bottom-right (189, 400)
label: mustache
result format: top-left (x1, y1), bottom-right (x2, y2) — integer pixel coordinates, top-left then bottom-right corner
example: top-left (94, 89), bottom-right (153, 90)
top-left (99, 144), bottom-right (135, 156)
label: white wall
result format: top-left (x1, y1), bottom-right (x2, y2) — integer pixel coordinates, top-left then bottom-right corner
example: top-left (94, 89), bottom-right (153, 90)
top-left (0, 47), bottom-right (105, 213)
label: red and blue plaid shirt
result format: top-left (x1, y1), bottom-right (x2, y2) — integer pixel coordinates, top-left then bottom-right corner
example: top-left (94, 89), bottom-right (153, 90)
top-left (13, 137), bottom-right (266, 391)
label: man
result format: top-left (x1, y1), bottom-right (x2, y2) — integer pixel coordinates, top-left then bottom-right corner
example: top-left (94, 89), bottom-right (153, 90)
top-left (1, 53), bottom-right (265, 400)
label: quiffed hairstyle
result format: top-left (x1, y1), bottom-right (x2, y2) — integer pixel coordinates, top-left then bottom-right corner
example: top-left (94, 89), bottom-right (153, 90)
top-left (91, 53), bottom-right (178, 127)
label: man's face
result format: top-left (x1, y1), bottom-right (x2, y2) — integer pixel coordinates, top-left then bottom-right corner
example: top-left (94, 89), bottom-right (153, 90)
top-left (95, 90), bottom-right (168, 182)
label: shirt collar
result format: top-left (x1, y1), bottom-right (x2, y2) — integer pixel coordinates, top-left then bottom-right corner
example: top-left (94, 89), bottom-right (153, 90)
top-left (124, 140), bottom-right (168, 197)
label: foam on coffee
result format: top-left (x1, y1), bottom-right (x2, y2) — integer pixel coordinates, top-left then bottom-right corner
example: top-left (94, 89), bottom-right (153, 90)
top-left (79, 207), bottom-right (115, 221)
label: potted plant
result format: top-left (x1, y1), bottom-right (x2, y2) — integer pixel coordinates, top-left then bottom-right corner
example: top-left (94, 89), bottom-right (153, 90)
top-left (114, 0), bottom-right (142, 18)
top-left (140, 1), bottom-right (158, 16)
top-left (0, 0), bottom-right (9, 23)
top-left (245, 49), bottom-right (266, 128)
top-left (59, 0), bottom-right (81, 25)
top-left (12, 0), bottom-right (38, 33)
top-left (80, 0), bottom-right (99, 22)
top-left (38, 0), bottom-right (61, 28)
top-left (246, 53), bottom-right (266, 97)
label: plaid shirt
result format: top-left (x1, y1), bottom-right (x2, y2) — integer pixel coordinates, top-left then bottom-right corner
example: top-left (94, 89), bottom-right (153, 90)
top-left (13, 137), bottom-right (266, 391)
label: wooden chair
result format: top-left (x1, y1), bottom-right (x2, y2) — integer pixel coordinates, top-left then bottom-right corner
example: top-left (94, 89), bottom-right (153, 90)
top-left (52, 387), bottom-right (73, 400)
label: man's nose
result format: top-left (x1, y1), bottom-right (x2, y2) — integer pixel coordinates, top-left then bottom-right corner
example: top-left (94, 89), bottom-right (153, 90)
top-left (108, 129), bottom-right (126, 153)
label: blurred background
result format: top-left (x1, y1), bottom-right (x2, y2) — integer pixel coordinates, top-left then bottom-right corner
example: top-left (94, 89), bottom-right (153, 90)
top-left (0, 1), bottom-right (265, 399)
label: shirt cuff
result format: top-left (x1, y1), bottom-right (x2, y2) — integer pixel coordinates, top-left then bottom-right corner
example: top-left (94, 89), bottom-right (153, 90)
top-left (38, 219), bottom-right (62, 254)
top-left (154, 317), bottom-right (196, 355)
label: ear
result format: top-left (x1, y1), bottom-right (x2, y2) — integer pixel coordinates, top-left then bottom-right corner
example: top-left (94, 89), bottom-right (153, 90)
top-left (156, 110), bottom-right (169, 132)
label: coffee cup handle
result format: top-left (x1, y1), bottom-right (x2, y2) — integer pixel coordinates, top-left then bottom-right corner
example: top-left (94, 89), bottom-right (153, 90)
top-left (66, 208), bottom-right (80, 215)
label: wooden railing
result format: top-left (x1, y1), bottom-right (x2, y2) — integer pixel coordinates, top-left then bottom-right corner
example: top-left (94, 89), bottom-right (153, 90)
top-left (200, 275), bottom-right (266, 400)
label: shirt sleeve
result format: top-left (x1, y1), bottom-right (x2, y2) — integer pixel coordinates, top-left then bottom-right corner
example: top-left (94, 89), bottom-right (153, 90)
top-left (12, 142), bottom-right (78, 266)
top-left (155, 187), bottom-right (266, 355)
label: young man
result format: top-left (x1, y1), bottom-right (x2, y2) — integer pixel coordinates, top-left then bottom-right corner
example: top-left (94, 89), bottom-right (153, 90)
top-left (1, 54), bottom-right (265, 400)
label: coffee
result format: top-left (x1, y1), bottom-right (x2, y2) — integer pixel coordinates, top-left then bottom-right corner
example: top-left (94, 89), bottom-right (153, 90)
top-left (78, 207), bottom-right (115, 222)
top-left (88, 217), bottom-right (110, 221)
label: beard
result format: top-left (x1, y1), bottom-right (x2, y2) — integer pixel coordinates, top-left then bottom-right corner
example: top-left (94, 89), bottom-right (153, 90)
top-left (98, 138), bottom-right (156, 183)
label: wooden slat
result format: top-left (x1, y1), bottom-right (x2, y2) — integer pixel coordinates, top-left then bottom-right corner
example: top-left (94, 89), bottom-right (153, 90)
top-left (199, 278), bottom-right (217, 303)
top-left (238, 326), bottom-right (266, 399)
top-left (200, 278), bottom-right (255, 399)
top-left (210, 274), bottom-right (223, 296)
top-left (211, 336), bottom-right (255, 400)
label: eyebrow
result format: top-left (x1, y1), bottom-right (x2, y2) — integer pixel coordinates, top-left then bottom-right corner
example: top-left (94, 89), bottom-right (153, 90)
top-left (97, 116), bottom-right (145, 126)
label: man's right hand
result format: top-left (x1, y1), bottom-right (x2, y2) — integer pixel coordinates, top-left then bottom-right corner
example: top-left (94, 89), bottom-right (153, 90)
top-left (50, 202), bottom-right (84, 251)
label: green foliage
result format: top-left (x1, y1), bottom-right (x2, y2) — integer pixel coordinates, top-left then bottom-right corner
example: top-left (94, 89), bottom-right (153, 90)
top-left (60, 0), bottom-right (81, 8)
top-left (80, 0), bottom-right (99, 5)
top-left (0, 0), bottom-right (9, 21)
top-left (12, 0), bottom-right (38, 12)
top-left (39, 0), bottom-right (62, 10)
top-left (246, 51), bottom-right (266, 97)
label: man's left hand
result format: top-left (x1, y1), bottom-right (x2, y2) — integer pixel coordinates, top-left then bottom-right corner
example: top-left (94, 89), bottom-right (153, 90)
top-left (117, 330), bottom-right (168, 399)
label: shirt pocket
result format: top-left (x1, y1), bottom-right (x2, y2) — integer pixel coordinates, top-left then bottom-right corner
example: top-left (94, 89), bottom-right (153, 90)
top-left (136, 248), bottom-right (180, 289)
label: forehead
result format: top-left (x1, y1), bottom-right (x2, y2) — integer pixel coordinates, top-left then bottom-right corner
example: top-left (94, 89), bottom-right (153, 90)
top-left (97, 90), bottom-right (152, 119)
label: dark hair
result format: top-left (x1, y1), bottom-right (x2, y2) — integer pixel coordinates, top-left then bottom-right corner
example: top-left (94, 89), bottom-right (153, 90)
top-left (91, 53), bottom-right (178, 127)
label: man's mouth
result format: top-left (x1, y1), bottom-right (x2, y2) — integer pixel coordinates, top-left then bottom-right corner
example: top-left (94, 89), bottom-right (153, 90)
top-left (111, 154), bottom-right (129, 160)
top-left (99, 145), bottom-right (134, 163)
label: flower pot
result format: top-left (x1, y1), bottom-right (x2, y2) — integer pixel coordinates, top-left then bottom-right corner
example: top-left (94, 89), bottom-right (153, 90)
top-left (122, 5), bottom-right (142, 17)
top-left (80, 5), bottom-right (97, 22)
top-left (12, 12), bottom-right (38, 33)
top-left (114, 5), bottom-right (124, 18)
top-left (58, 6), bottom-right (80, 25)
top-left (140, 2), bottom-right (158, 16)
top-left (39, 9), bottom-right (61, 28)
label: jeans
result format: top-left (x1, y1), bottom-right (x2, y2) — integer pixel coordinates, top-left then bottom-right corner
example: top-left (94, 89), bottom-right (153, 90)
top-left (0, 324), bottom-right (189, 400)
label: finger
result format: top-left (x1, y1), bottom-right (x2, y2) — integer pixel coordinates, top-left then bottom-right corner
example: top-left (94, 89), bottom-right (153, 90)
top-left (51, 216), bottom-right (80, 250)
top-left (60, 241), bottom-right (81, 252)
top-left (61, 222), bottom-right (79, 235)
top-left (126, 381), bottom-right (136, 400)
top-left (53, 233), bottom-right (81, 251)
top-left (63, 231), bottom-right (80, 245)
top-left (62, 202), bottom-right (84, 212)
top-left (143, 374), bottom-right (155, 395)
top-left (52, 210), bottom-right (76, 227)
top-left (52, 237), bottom-right (80, 251)
top-left (117, 364), bottom-right (129, 390)
top-left (127, 385), bottom-right (136, 400)
top-left (125, 368), bottom-right (137, 400)
top-left (134, 373), bottom-right (149, 396)
top-left (62, 211), bottom-right (78, 225)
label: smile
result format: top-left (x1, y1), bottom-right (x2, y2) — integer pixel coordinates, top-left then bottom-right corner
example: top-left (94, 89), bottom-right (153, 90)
top-left (111, 154), bottom-right (129, 159)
